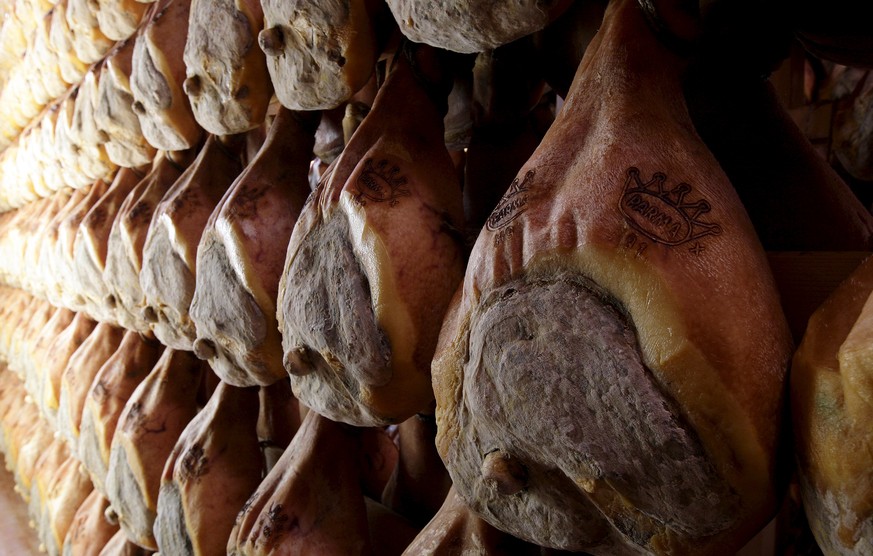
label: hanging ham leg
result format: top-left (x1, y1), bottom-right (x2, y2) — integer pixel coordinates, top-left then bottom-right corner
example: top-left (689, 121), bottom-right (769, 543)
top-left (38, 311), bottom-right (97, 427)
top-left (24, 306), bottom-right (75, 403)
top-left (228, 411), bottom-right (398, 555)
top-left (155, 382), bottom-right (264, 556)
top-left (130, 0), bottom-right (203, 151)
top-left (190, 108), bottom-right (317, 386)
top-left (104, 152), bottom-right (195, 334)
top-left (66, 0), bottom-right (114, 64)
top-left (463, 36), bottom-right (548, 233)
top-left (51, 0), bottom-right (89, 87)
top-left (0, 289), bottom-right (32, 357)
top-left (22, 192), bottom-right (73, 297)
top-left (29, 437), bottom-right (70, 536)
top-left (105, 348), bottom-right (207, 550)
top-left (69, 68), bottom-right (117, 187)
top-left (531, 0), bottom-right (607, 100)
top-left (54, 178), bottom-right (111, 312)
top-left (183, 0), bottom-right (273, 135)
top-left (140, 134), bottom-right (245, 350)
top-left (95, 37), bottom-right (158, 169)
top-left (40, 189), bottom-right (87, 308)
top-left (62, 490), bottom-right (121, 556)
top-left (277, 43), bottom-right (466, 426)
top-left (0, 293), bottom-right (35, 368)
top-left (14, 415), bottom-right (55, 504)
top-left (258, 0), bottom-right (386, 110)
top-left (432, 0), bottom-right (793, 553)
top-left (58, 323), bottom-right (126, 452)
top-left (79, 330), bottom-right (163, 495)
top-left (73, 166), bottom-right (147, 322)
top-left (3, 397), bottom-right (44, 495)
top-left (11, 299), bottom-right (55, 377)
top-left (40, 455), bottom-right (93, 556)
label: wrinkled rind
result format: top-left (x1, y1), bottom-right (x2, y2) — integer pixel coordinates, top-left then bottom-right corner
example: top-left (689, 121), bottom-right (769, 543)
top-left (184, 0), bottom-right (272, 134)
top-left (386, 0), bottom-right (568, 53)
top-left (261, 0), bottom-right (377, 110)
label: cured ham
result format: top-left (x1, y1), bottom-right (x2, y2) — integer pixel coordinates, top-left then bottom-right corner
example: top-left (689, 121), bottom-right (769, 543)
top-left (432, 0), bottom-right (792, 552)
top-left (105, 348), bottom-right (207, 549)
top-left (155, 382), bottom-right (263, 556)
top-left (258, 0), bottom-right (385, 110)
top-left (130, 0), bottom-right (203, 151)
top-left (191, 108), bottom-right (318, 386)
top-left (140, 134), bottom-right (245, 350)
top-left (228, 411), bottom-right (401, 555)
top-left (277, 43), bottom-right (466, 426)
top-left (183, 0), bottom-right (273, 134)
top-left (103, 152), bottom-right (195, 333)
top-left (78, 330), bottom-right (163, 494)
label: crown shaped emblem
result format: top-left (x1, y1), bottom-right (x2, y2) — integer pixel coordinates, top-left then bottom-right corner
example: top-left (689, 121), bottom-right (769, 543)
top-left (619, 167), bottom-right (722, 246)
top-left (354, 158), bottom-right (410, 206)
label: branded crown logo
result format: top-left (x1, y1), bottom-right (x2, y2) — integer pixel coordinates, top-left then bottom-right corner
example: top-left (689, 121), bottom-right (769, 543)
top-left (354, 158), bottom-right (410, 207)
top-left (619, 167), bottom-right (722, 247)
top-left (486, 169), bottom-right (535, 232)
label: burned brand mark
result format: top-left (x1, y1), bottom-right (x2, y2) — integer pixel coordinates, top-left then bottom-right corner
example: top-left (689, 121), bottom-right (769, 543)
top-left (619, 167), bottom-right (722, 247)
top-left (179, 443), bottom-right (209, 483)
top-left (487, 169), bottom-right (535, 232)
top-left (353, 158), bottom-right (410, 206)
